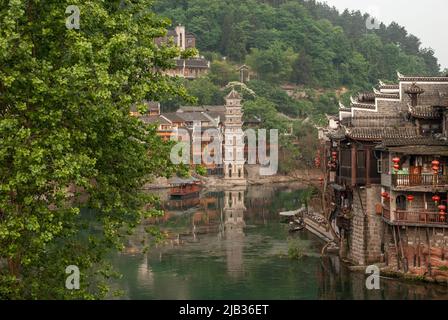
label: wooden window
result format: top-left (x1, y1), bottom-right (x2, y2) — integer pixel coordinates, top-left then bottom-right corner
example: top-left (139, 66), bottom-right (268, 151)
top-left (377, 158), bottom-right (382, 174)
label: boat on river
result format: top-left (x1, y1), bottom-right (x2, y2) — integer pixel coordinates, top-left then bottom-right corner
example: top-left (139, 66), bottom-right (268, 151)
top-left (169, 176), bottom-right (202, 199)
top-left (279, 207), bottom-right (307, 232)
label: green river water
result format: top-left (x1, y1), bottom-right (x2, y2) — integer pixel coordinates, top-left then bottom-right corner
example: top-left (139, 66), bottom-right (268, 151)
top-left (111, 184), bottom-right (448, 300)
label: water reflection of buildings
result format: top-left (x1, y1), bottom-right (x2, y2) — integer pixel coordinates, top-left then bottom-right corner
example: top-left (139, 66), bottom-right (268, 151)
top-left (223, 187), bottom-right (247, 278)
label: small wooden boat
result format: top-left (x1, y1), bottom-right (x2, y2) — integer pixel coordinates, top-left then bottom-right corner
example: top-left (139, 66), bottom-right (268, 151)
top-left (279, 207), bottom-right (307, 218)
top-left (289, 220), bottom-right (306, 232)
top-left (279, 207), bottom-right (306, 232)
top-left (169, 176), bottom-right (202, 199)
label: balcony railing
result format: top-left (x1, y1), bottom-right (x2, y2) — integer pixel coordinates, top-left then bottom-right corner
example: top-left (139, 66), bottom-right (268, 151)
top-left (392, 174), bottom-right (448, 187)
top-left (383, 209), bottom-right (448, 226)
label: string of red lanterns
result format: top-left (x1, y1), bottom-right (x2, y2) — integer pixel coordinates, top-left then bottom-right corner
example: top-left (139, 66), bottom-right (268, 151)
top-left (392, 157), bottom-right (400, 172)
top-left (432, 160), bottom-right (440, 174)
top-left (439, 204), bottom-right (447, 222)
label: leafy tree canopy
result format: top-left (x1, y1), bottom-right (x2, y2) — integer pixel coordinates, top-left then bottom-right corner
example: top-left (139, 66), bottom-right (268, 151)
top-left (0, 0), bottom-right (189, 299)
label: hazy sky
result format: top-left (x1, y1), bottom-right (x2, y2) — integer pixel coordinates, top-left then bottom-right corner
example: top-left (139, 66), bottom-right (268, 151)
top-left (321, 0), bottom-right (448, 70)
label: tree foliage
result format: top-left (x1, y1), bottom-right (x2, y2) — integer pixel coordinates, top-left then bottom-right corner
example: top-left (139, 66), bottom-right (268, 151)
top-left (155, 0), bottom-right (441, 88)
top-left (0, 0), bottom-right (189, 299)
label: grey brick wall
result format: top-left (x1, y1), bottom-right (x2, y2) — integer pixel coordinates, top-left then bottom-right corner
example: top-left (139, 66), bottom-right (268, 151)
top-left (348, 186), bottom-right (383, 266)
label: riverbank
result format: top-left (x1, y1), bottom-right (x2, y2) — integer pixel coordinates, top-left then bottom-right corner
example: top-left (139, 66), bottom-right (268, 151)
top-left (143, 169), bottom-right (323, 190)
top-left (346, 263), bottom-right (448, 287)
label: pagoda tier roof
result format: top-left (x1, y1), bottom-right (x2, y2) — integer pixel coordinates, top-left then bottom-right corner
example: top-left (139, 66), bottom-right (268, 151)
top-left (226, 89), bottom-right (242, 100)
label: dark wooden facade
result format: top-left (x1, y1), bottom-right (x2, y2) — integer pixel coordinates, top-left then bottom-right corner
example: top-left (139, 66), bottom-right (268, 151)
top-left (337, 143), bottom-right (380, 187)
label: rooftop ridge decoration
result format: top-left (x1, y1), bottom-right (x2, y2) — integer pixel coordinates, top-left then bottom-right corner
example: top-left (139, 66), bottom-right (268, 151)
top-left (375, 92), bottom-right (400, 99)
top-left (339, 102), bottom-right (351, 111)
top-left (397, 71), bottom-right (448, 82)
top-left (350, 96), bottom-right (376, 110)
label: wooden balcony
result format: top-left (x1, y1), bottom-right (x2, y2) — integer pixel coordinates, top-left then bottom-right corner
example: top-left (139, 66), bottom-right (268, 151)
top-left (383, 208), bottom-right (448, 227)
top-left (391, 174), bottom-right (448, 191)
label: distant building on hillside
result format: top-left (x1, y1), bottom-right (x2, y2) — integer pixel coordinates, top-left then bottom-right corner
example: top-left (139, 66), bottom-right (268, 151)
top-left (131, 86), bottom-right (258, 179)
top-left (130, 101), bottom-right (160, 117)
top-left (155, 25), bottom-right (210, 79)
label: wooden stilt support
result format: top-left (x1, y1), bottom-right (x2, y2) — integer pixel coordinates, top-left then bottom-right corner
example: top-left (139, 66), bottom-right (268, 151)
top-left (397, 225), bottom-right (408, 273)
top-left (417, 227), bottom-right (421, 268)
top-left (426, 228), bottom-right (432, 276)
top-left (392, 225), bottom-right (401, 270)
top-left (413, 227), bottom-right (417, 268)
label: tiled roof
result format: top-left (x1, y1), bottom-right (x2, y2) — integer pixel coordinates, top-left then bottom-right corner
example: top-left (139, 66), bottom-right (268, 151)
top-left (409, 105), bottom-right (441, 119)
top-left (163, 112), bottom-right (186, 123)
top-left (175, 58), bottom-right (210, 68)
top-left (346, 127), bottom-right (420, 141)
top-left (351, 102), bottom-right (376, 110)
top-left (379, 84), bottom-right (399, 90)
top-left (382, 136), bottom-right (448, 147)
top-left (375, 92), bottom-right (400, 99)
top-left (358, 92), bottom-right (376, 103)
top-left (140, 116), bottom-right (171, 125)
top-left (176, 112), bottom-right (211, 122)
top-left (179, 105), bottom-right (226, 113)
top-left (398, 72), bottom-right (448, 82)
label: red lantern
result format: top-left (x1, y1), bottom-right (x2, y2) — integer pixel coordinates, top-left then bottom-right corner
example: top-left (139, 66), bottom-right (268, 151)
top-left (440, 211), bottom-right (447, 222)
top-left (432, 166), bottom-right (439, 171)
top-left (407, 195), bottom-right (414, 202)
top-left (438, 205), bottom-right (447, 211)
top-left (381, 192), bottom-right (389, 199)
top-left (433, 195), bottom-right (441, 203)
top-left (432, 160), bottom-right (440, 166)
top-left (393, 164), bottom-right (400, 171)
top-left (392, 157), bottom-right (400, 164)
